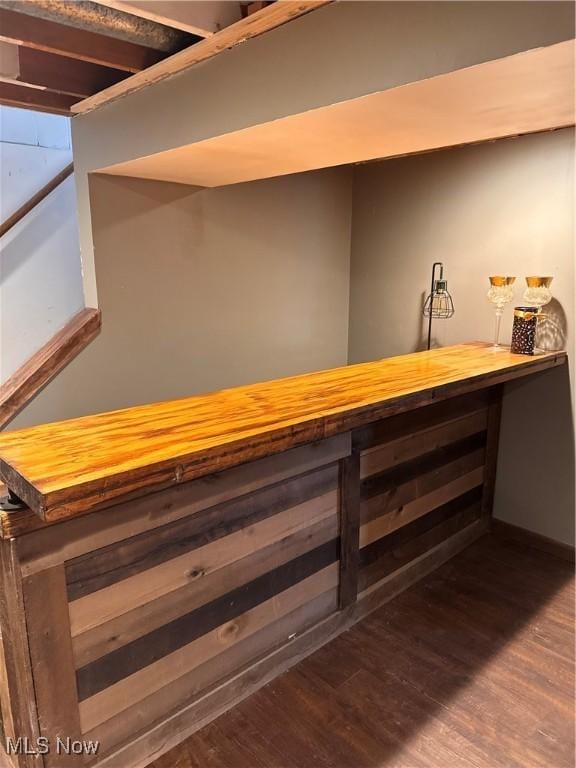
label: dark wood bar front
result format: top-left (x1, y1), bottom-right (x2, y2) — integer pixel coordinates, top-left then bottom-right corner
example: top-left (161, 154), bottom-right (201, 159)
top-left (0, 343), bottom-right (566, 768)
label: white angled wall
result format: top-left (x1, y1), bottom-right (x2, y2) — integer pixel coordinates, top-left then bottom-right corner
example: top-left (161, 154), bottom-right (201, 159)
top-left (0, 106), bottom-right (85, 384)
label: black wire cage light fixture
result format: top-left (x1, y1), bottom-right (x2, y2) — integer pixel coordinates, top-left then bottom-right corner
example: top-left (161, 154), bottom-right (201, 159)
top-left (423, 262), bottom-right (455, 350)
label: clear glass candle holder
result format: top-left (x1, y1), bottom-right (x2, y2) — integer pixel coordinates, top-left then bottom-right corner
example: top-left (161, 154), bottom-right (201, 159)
top-left (487, 276), bottom-right (516, 348)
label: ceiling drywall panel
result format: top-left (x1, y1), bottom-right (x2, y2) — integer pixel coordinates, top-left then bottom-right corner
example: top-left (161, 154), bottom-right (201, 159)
top-left (96, 41), bottom-right (575, 188)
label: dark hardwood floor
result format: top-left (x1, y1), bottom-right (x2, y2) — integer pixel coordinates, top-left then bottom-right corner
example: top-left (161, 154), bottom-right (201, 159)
top-left (151, 533), bottom-right (575, 768)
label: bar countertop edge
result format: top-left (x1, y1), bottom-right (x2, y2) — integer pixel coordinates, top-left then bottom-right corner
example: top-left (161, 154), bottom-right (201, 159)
top-left (0, 342), bottom-right (567, 531)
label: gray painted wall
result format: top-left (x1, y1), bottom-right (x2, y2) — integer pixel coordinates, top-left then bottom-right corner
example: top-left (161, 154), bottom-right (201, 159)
top-left (348, 128), bottom-right (575, 545)
top-left (71, 1), bottom-right (575, 307)
top-left (10, 130), bottom-right (574, 545)
top-left (11, 167), bottom-right (352, 426)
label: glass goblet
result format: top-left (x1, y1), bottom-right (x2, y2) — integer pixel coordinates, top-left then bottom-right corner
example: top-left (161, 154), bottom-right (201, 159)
top-left (487, 276), bottom-right (516, 348)
top-left (523, 277), bottom-right (553, 310)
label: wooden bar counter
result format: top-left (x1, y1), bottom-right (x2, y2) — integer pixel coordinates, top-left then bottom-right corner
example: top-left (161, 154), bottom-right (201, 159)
top-left (0, 343), bottom-right (566, 767)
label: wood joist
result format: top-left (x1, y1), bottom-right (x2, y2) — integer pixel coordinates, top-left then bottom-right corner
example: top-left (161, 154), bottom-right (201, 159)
top-left (0, 2), bottom-right (331, 116)
top-left (0, 6), bottom-right (169, 113)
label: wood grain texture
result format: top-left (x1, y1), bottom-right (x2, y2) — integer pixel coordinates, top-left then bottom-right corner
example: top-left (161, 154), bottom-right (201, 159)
top-left (492, 519), bottom-right (575, 563)
top-left (94, 0), bottom-right (243, 37)
top-left (360, 466), bottom-right (484, 546)
top-left (76, 540), bottom-right (339, 702)
top-left (7, 47), bottom-right (129, 99)
top-left (15, 435), bottom-right (349, 557)
top-left (353, 389), bottom-right (490, 452)
top-left (0, 541), bottom-right (41, 768)
top-left (86, 588), bottom-right (338, 757)
top-left (37, 457), bottom-right (343, 748)
top-left (0, 81), bottom-right (78, 115)
top-left (361, 432), bottom-right (485, 508)
top-left (72, 1), bottom-right (332, 115)
top-left (360, 447), bottom-right (486, 529)
top-left (70, 389), bottom-right (489, 756)
top-left (0, 621), bottom-right (16, 754)
top-left (0, 343), bottom-right (564, 524)
top-left (0, 308), bottom-right (101, 430)
top-left (338, 452), bottom-right (360, 609)
top-left (68, 490), bottom-right (337, 637)
top-left (360, 486), bottom-right (483, 569)
top-left (21, 565), bottom-right (82, 767)
top-left (89, 521), bottom-right (488, 768)
top-left (79, 564), bottom-right (339, 734)
top-left (0, 8), bottom-right (165, 73)
top-left (72, 514), bottom-right (338, 669)
top-left (146, 532), bottom-right (572, 768)
top-left (360, 502), bottom-right (482, 592)
top-left (360, 408), bottom-right (488, 478)
top-left (65, 464), bottom-right (337, 601)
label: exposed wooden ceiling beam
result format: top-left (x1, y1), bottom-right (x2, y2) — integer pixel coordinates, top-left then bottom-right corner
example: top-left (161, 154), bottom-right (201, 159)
top-left (0, 0), bottom-right (188, 52)
top-left (94, 1), bottom-right (243, 38)
top-left (0, 7), bottom-right (165, 73)
top-left (72, 1), bottom-right (333, 115)
top-left (0, 42), bottom-right (129, 97)
top-left (0, 81), bottom-right (78, 114)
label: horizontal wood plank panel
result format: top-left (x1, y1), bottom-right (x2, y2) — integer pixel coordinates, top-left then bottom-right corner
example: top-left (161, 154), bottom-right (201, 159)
top-left (69, 489), bottom-right (337, 637)
top-left (360, 408), bottom-right (488, 478)
top-left (360, 465), bottom-right (484, 548)
top-left (66, 464), bottom-right (337, 600)
top-left (0, 356), bottom-right (513, 768)
top-left (17, 435), bottom-right (349, 569)
top-left (73, 514), bottom-right (338, 668)
top-left (64, 451), bottom-right (343, 750)
top-left (87, 521), bottom-right (488, 768)
top-left (360, 486), bottom-right (483, 569)
top-left (353, 389), bottom-right (491, 453)
top-left (359, 488), bottom-right (483, 592)
top-left (76, 539), bottom-right (339, 701)
top-left (361, 433), bottom-right (485, 509)
top-left (360, 448), bottom-right (485, 528)
top-left (357, 517), bottom-right (489, 605)
top-left (86, 588), bottom-right (338, 757)
top-left (79, 563), bottom-right (339, 733)
top-left (0, 344), bottom-right (564, 524)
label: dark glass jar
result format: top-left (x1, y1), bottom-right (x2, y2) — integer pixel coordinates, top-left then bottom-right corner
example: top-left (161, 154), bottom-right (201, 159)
top-left (511, 306), bottom-right (539, 355)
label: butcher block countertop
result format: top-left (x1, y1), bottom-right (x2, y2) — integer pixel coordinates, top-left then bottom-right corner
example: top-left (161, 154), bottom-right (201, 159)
top-left (0, 343), bottom-right (566, 525)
